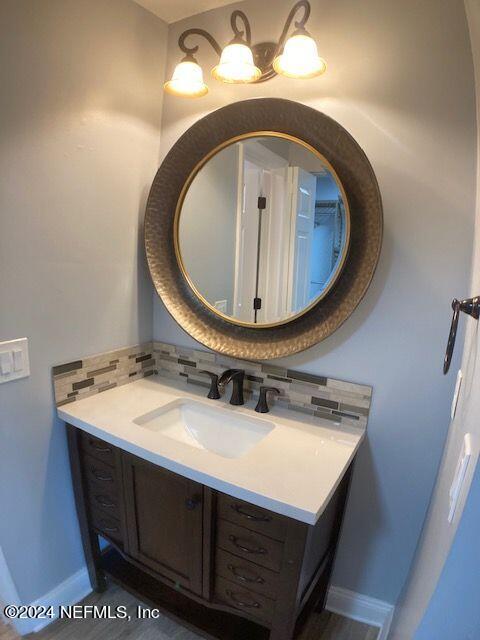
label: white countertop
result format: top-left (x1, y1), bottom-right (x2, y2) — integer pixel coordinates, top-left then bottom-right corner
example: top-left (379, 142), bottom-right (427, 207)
top-left (58, 375), bottom-right (365, 524)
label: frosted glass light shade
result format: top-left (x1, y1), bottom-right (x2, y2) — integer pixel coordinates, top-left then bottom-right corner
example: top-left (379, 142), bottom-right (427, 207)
top-left (273, 34), bottom-right (326, 79)
top-left (212, 43), bottom-right (261, 83)
top-left (164, 60), bottom-right (208, 97)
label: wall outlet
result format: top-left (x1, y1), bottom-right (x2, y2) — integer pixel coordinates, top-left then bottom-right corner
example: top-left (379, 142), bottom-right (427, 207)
top-left (0, 338), bottom-right (30, 384)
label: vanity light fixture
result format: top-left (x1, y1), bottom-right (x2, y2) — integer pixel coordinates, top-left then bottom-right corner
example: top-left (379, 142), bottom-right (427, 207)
top-left (212, 42), bottom-right (261, 84)
top-left (273, 31), bottom-right (326, 79)
top-left (163, 56), bottom-right (209, 97)
top-left (163, 0), bottom-right (326, 98)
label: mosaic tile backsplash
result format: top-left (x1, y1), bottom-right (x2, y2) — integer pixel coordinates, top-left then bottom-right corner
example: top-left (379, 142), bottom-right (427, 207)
top-left (153, 341), bottom-right (371, 429)
top-left (52, 343), bottom-right (155, 407)
top-left (53, 340), bottom-right (372, 429)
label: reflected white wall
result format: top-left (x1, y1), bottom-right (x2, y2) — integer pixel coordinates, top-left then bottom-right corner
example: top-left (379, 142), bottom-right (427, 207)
top-left (180, 145), bottom-right (238, 314)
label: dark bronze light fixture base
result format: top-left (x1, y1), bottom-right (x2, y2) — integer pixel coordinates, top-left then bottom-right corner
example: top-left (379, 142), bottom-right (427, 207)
top-left (251, 42), bottom-right (278, 83)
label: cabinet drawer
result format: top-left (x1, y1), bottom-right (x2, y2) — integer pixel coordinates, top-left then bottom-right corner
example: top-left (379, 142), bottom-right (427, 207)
top-left (80, 432), bottom-right (115, 466)
top-left (82, 454), bottom-right (119, 488)
top-left (216, 520), bottom-right (284, 572)
top-left (215, 548), bottom-right (278, 600)
top-left (217, 493), bottom-right (287, 541)
top-left (214, 575), bottom-right (274, 624)
top-left (85, 483), bottom-right (121, 521)
top-left (90, 508), bottom-right (124, 546)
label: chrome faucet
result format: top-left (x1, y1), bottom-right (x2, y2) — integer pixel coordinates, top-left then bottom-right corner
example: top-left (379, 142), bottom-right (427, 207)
top-left (218, 369), bottom-right (245, 405)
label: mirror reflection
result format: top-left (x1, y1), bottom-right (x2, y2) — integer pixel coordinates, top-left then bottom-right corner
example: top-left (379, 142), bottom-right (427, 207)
top-left (178, 134), bottom-right (349, 325)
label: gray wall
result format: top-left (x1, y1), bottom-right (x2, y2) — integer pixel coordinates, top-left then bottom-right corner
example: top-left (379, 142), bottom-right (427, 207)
top-left (153, 0), bottom-right (476, 604)
top-left (389, 1), bottom-right (480, 635)
top-left (414, 463), bottom-right (480, 639)
top-left (0, 0), bottom-right (166, 604)
top-left (180, 145), bottom-right (238, 314)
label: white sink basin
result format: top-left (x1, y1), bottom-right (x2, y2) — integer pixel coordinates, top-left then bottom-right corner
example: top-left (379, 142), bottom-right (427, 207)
top-left (133, 398), bottom-right (275, 459)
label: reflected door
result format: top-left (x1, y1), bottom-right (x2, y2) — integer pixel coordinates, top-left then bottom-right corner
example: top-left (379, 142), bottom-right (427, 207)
top-left (288, 167), bottom-right (316, 313)
top-left (233, 156), bottom-right (262, 322)
top-left (233, 142), bottom-right (289, 323)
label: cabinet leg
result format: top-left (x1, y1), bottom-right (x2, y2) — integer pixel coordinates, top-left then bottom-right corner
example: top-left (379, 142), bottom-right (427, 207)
top-left (86, 530), bottom-right (108, 593)
top-left (66, 424), bottom-right (107, 592)
top-left (313, 558), bottom-right (334, 613)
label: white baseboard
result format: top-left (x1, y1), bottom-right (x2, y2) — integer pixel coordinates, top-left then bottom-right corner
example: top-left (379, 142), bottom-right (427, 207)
top-left (11, 567), bottom-right (91, 635)
top-left (327, 586), bottom-right (395, 640)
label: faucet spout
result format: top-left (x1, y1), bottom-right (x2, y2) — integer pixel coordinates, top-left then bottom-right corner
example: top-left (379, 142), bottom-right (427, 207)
top-left (218, 369), bottom-right (245, 405)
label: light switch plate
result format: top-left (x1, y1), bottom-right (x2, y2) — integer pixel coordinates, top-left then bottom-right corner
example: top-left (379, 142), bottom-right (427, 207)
top-left (0, 338), bottom-right (30, 384)
top-left (448, 433), bottom-right (472, 523)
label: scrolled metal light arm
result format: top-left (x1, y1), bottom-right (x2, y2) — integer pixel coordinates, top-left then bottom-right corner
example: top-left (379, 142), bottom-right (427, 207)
top-left (178, 28), bottom-right (222, 59)
top-left (175, 0), bottom-right (312, 82)
top-left (230, 10), bottom-right (252, 45)
top-left (274, 0), bottom-right (311, 57)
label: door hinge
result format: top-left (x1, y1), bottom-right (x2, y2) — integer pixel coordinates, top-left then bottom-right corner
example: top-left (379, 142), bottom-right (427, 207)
top-left (253, 297), bottom-right (262, 310)
top-left (257, 196), bottom-right (266, 210)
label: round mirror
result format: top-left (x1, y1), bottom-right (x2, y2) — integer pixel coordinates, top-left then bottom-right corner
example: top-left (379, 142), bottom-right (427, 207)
top-left (176, 133), bottom-right (350, 326)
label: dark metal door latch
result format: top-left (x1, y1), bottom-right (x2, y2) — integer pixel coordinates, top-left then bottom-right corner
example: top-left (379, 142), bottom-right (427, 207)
top-left (443, 296), bottom-right (480, 374)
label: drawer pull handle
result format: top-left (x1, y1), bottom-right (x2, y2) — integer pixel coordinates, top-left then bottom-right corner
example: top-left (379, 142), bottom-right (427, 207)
top-left (94, 495), bottom-right (116, 508)
top-left (228, 535), bottom-right (266, 555)
top-left (231, 504), bottom-right (271, 522)
top-left (225, 589), bottom-right (261, 609)
top-left (89, 440), bottom-right (112, 453)
top-left (90, 467), bottom-right (113, 482)
top-left (227, 564), bottom-right (265, 584)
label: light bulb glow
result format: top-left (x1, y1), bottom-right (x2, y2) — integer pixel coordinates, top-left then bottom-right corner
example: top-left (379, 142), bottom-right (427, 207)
top-left (273, 34), bottom-right (326, 79)
top-left (164, 60), bottom-right (208, 97)
top-left (212, 43), bottom-right (261, 83)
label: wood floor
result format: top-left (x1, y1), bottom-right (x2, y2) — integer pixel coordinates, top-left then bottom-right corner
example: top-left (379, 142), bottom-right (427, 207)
top-left (0, 584), bottom-right (378, 640)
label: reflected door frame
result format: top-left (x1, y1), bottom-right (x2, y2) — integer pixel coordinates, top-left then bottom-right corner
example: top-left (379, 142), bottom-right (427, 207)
top-left (286, 167), bottom-right (317, 314)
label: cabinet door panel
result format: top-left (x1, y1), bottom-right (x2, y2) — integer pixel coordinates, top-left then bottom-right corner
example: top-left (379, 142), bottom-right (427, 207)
top-left (123, 453), bottom-right (204, 595)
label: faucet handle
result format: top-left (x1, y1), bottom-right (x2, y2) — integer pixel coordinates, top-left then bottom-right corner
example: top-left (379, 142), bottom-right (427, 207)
top-left (255, 386), bottom-right (280, 413)
top-left (199, 370), bottom-right (221, 399)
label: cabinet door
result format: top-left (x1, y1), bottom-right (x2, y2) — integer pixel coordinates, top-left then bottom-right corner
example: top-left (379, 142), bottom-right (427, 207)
top-left (122, 453), bottom-right (204, 595)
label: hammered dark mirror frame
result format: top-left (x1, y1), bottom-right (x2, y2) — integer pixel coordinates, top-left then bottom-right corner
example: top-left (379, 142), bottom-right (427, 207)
top-left (145, 98), bottom-right (383, 360)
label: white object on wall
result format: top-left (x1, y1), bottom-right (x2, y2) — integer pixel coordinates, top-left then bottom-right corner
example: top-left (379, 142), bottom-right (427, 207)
top-left (0, 338), bottom-right (29, 384)
top-left (448, 433), bottom-right (472, 523)
top-left (451, 369), bottom-right (463, 420)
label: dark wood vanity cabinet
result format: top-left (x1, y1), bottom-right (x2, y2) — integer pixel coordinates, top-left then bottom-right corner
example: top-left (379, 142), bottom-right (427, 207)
top-left (67, 424), bottom-right (352, 640)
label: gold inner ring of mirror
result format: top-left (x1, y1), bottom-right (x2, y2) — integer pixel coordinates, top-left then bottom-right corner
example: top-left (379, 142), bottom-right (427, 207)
top-left (174, 131), bottom-right (351, 329)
